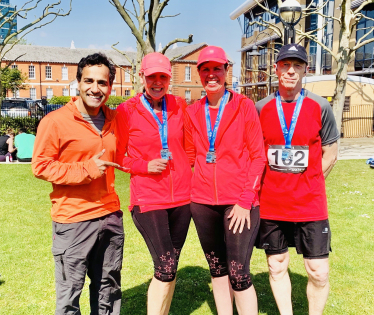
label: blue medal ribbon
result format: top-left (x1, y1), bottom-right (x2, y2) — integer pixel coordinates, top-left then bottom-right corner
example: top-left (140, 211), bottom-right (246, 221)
top-left (141, 94), bottom-right (168, 150)
top-left (205, 89), bottom-right (230, 152)
top-left (275, 89), bottom-right (305, 149)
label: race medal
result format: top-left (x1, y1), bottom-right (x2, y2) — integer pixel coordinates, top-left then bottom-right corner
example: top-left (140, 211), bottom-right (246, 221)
top-left (282, 149), bottom-right (293, 163)
top-left (205, 90), bottom-right (230, 165)
top-left (206, 151), bottom-right (217, 164)
top-left (161, 149), bottom-right (173, 160)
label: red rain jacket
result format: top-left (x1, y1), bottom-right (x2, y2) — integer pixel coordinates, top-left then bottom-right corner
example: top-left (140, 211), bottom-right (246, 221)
top-left (185, 91), bottom-right (266, 209)
top-left (116, 94), bottom-right (192, 212)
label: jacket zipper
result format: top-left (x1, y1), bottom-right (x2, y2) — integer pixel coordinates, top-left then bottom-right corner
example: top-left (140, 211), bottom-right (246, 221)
top-left (213, 163), bottom-right (218, 204)
top-left (169, 163), bottom-right (174, 202)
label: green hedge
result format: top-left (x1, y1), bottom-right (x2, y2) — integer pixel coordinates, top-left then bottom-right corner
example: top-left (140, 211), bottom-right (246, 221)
top-left (48, 96), bottom-right (71, 105)
top-left (48, 95), bottom-right (132, 106)
top-left (0, 117), bottom-right (39, 135)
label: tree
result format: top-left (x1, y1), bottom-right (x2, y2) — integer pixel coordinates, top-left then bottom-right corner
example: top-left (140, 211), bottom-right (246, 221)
top-left (1, 67), bottom-right (28, 98)
top-left (0, 0), bottom-right (72, 118)
top-left (109, 0), bottom-right (193, 91)
top-left (249, 0), bottom-right (374, 134)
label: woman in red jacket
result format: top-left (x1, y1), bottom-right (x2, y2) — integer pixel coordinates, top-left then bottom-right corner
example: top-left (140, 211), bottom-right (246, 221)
top-left (185, 46), bottom-right (266, 315)
top-left (116, 53), bottom-right (192, 314)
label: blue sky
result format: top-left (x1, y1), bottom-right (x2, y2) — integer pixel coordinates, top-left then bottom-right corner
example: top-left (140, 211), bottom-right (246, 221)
top-left (12, 0), bottom-right (246, 76)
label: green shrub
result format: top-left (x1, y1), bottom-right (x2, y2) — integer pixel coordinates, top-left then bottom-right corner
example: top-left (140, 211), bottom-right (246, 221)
top-left (48, 96), bottom-right (71, 105)
top-left (0, 117), bottom-right (39, 134)
top-left (106, 96), bottom-right (132, 107)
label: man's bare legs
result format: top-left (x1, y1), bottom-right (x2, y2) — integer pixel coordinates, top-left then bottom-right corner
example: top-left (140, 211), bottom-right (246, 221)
top-left (304, 258), bottom-right (329, 315)
top-left (267, 252), bottom-right (293, 315)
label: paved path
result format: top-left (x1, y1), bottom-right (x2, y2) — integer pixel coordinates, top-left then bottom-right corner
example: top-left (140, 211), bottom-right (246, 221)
top-left (339, 138), bottom-right (374, 160)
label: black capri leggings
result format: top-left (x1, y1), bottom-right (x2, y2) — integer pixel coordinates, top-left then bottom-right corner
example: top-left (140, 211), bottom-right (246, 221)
top-left (190, 202), bottom-right (260, 291)
top-left (131, 204), bottom-right (191, 282)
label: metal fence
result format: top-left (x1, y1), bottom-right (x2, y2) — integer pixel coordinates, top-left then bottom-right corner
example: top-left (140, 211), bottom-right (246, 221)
top-left (341, 104), bottom-right (374, 138)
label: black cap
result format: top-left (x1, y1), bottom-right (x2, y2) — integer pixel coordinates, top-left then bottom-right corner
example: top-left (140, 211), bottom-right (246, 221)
top-left (276, 44), bottom-right (308, 64)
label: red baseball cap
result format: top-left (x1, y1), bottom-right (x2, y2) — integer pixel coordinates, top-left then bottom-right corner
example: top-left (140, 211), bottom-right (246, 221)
top-left (197, 46), bottom-right (228, 67)
top-left (140, 52), bottom-right (172, 77)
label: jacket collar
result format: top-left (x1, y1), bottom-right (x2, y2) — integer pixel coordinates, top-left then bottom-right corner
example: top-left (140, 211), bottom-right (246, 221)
top-left (133, 93), bottom-right (179, 129)
top-left (187, 91), bottom-right (245, 150)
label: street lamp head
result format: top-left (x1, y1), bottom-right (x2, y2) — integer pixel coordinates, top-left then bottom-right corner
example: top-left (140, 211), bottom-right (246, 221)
top-left (248, 45), bottom-right (261, 56)
top-left (279, 0), bottom-right (302, 26)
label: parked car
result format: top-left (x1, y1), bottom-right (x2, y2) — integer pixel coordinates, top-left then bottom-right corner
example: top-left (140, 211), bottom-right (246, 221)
top-left (43, 104), bottom-right (63, 114)
top-left (1, 98), bottom-right (43, 118)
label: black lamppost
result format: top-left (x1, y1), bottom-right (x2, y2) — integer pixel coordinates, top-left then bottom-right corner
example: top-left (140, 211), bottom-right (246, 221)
top-left (248, 32), bottom-right (275, 95)
top-left (279, 0), bottom-right (302, 44)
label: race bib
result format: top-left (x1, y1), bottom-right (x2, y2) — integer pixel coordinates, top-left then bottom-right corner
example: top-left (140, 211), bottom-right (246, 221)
top-left (267, 145), bottom-right (309, 173)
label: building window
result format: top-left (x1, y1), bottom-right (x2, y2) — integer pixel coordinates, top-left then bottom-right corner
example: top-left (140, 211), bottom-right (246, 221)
top-left (62, 88), bottom-right (69, 96)
top-left (355, 2), bottom-right (374, 72)
top-left (30, 88), bottom-right (36, 99)
top-left (185, 90), bottom-right (191, 101)
top-left (13, 89), bottom-right (19, 98)
top-left (46, 88), bottom-right (53, 99)
top-left (125, 71), bottom-right (131, 82)
top-left (201, 90), bottom-right (207, 98)
top-left (11, 64), bottom-right (17, 69)
top-left (246, 52), bottom-right (253, 69)
top-left (46, 66), bottom-right (52, 79)
top-left (185, 66), bottom-right (191, 81)
top-left (321, 0), bottom-right (334, 74)
top-left (62, 66), bottom-right (68, 80)
top-left (29, 65), bottom-right (35, 79)
top-left (111, 89), bottom-right (116, 96)
top-left (125, 90), bottom-right (131, 96)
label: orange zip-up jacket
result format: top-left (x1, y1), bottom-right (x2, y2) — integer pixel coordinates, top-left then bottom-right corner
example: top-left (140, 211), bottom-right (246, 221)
top-left (116, 94), bottom-right (192, 212)
top-left (32, 98), bottom-right (120, 223)
top-left (185, 91), bottom-right (266, 209)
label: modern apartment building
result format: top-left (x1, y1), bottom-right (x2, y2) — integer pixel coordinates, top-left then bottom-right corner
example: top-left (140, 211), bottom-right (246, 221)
top-left (0, 0), bottom-right (17, 44)
top-left (230, 0), bottom-right (374, 137)
top-left (1, 42), bottom-right (233, 102)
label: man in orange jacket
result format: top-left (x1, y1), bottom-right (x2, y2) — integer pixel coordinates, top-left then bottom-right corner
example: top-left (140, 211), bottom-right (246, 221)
top-left (32, 53), bottom-right (124, 314)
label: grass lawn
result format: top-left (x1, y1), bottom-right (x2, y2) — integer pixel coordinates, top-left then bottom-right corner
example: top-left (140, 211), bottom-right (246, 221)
top-left (0, 160), bottom-right (373, 314)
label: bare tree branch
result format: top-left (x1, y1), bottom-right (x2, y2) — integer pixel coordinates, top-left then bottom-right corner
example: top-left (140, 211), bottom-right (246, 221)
top-left (111, 42), bottom-right (134, 66)
top-left (353, 0), bottom-right (374, 15)
top-left (161, 34), bottom-right (193, 54)
top-left (159, 13), bottom-right (181, 18)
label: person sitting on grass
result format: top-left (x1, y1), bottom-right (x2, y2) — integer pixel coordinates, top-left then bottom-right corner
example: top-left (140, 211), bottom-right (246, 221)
top-left (14, 128), bottom-right (36, 163)
top-left (0, 128), bottom-right (16, 162)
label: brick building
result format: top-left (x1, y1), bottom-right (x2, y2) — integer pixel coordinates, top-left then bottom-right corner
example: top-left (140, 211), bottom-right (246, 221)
top-left (2, 42), bottom-right (233, 102)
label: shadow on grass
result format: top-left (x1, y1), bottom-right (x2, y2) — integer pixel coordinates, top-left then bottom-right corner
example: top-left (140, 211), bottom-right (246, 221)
top-left (0, 279), bottom-right (4, 286)
top-left (121, 266), bottom-right (217, 315)
top-left (254, 270), bottom-right (309, 315)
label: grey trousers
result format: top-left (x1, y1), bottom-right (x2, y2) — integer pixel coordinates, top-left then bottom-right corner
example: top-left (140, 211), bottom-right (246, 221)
top-left (52, 210), bottom-right (124, 315)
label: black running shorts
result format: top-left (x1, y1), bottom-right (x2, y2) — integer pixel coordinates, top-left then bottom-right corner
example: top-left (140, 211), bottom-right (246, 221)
top-left (257, 219), bottom-right (331, 259)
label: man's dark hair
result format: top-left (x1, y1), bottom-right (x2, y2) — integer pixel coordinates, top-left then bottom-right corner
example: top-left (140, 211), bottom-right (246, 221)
top-left (18, 128), bottom-right (26, 134)
top-left (76, 53), bottom-right (116, 86)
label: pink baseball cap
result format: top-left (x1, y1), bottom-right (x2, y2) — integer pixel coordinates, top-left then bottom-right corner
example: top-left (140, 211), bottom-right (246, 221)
top-left (197, 46), bottom-right (229, 67)
top-left (140, 52), bottom-right (172, 77)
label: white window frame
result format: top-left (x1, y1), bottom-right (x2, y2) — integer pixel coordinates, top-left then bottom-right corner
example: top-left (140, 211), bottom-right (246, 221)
top-left (125, 71), bottom-right (131, 82)
top-left (11, 64), bottom-right (17, 69)
top-left (30, 88), bottom-right (36, 100)
top-left (29, 65), bottom-right (35, 79)
top-left (46, 88), bottom-right (53, 99)
top-left (185, 66), bottom-right (191, 82)
top-left (111, 89), bottom-right (116, 96)
top-left (62, 66), bottom-right (68, 80)
top-left (124, 89), bottom-right (131, 96)
top-left (13, 89), bottom-right (20, 98)
top-left (46, 66), bottom-right (52, 79)
top-left (62, 88), bottom-right (69, 96)
top-left (185, 90), bottom-right (191, 101)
